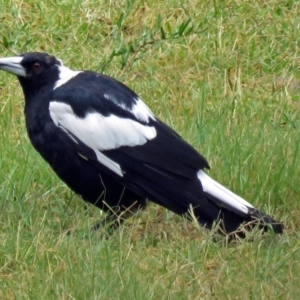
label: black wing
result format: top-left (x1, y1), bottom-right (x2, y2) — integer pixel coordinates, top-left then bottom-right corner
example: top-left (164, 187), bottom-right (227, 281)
top-left (49, 72), bottom-right (211, 215)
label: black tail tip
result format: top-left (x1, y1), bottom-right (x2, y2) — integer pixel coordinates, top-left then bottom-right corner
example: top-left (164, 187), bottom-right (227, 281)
top-left (260, 216), bottom-right (284, 234)
top-left (251, 209), bottom-right (284, 234)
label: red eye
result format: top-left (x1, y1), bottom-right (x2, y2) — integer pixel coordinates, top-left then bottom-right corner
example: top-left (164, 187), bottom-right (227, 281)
top-left (33, 63), bottom-right (41, 71)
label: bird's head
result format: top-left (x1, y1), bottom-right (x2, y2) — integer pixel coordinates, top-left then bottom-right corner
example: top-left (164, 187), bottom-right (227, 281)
top-left (0, 52), bottom-right (63, 97)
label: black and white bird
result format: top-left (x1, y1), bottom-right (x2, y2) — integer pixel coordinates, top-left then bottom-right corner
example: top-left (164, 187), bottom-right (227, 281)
top-left (0, 52), bottom-right (283, 236)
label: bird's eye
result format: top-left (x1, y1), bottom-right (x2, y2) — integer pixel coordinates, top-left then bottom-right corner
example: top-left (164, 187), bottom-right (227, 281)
top-left (32, 62), bottom-right (41, 71)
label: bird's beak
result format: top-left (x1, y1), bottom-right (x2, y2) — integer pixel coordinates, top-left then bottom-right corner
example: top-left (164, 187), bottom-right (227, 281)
top-left (0, 57), bottom-right (26, 77)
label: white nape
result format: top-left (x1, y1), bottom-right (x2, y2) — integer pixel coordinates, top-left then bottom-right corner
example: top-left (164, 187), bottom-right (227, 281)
top-left (54, 65), bottom-right (82, 89)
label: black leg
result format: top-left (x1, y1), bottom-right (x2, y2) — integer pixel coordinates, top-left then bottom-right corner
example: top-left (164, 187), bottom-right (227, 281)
top-left (92, 199), bottom-right (148, 233)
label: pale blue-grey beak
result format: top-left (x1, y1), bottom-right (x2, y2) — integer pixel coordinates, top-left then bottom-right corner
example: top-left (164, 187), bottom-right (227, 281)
top-left (0, 57), bottom-right (26, 77)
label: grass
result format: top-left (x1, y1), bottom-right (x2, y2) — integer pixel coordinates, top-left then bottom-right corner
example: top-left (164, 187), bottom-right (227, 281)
top-left (0, 0), bottom-right (300, 298)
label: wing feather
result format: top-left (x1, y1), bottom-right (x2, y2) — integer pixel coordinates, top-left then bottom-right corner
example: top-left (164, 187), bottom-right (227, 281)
top-left (49, 101), bottom-right (157, 151)
top-left (49, 71), bottom-right (209, 186)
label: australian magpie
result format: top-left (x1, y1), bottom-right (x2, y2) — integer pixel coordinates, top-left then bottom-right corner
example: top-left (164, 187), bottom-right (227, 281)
top-left (0, 52), bottom-right (283, 236)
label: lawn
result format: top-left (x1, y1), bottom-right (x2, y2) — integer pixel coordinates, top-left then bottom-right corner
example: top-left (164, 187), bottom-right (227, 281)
top-left (0, 0), bottom-right (299, 299)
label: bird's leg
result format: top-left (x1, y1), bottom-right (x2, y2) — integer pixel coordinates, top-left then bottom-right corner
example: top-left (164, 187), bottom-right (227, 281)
top-left (92, 199), bottom-right (148, 233)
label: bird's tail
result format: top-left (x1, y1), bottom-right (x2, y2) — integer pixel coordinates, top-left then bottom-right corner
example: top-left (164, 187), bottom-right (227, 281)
top-left (197, 170), bottom-right (283, 235)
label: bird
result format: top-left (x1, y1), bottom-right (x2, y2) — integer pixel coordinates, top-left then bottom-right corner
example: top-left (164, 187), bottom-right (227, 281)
top-left (0, 52), bottom-right (283, 236)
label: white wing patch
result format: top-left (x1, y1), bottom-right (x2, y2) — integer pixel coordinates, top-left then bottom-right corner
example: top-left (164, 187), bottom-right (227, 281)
top-left (197, 170), bottom-right (254, 215)
top-left (54, 65), bottom-right (82, 90)
top-left (131, 98), bottom-right (156, 123)
top-left (94, 149), bottom-right (123, 177)
top-left (103, 94), bottom-right (155, 124)
top-left (49, 101), bottom-right (157, 176)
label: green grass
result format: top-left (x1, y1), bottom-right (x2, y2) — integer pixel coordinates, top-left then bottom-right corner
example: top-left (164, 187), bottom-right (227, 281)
top-left (0, 0), bottom-right (300, 298)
